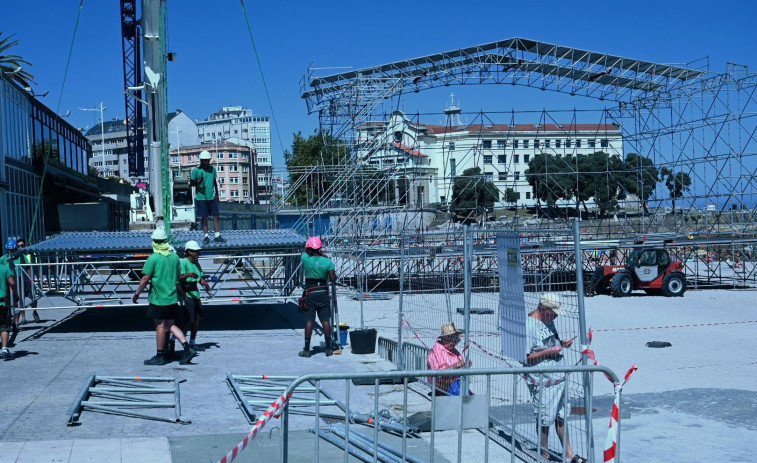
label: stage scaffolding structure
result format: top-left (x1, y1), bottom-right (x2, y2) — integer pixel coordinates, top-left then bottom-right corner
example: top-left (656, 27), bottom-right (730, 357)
top-left (282, 37), bottom-right (757, 249)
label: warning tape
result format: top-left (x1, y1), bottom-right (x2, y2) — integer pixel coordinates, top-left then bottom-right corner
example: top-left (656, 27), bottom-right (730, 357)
top-left (603, 365), bottom-right (638, 463)
top-left (468, 340), bottom-right (566, 388)
top-left (595, 320), bottom-right (757, 332)
top-left (218, 392), bottom-right (292, 463)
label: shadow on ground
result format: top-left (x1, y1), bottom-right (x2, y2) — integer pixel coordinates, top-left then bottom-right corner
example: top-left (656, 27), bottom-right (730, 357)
top-left (42, 302), bottom-right (308, 334)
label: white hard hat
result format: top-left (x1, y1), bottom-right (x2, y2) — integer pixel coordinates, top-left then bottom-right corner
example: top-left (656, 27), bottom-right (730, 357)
top-left (185, 240), bottom-right (202, 251)
top-left (199, 150), bottom-right (212, 160)
top-left (151, 227), bottom-right (168, 241)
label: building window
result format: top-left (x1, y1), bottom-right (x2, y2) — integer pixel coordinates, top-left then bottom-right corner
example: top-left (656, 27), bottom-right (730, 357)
top-left (555, 139), bottom-right (561, 148)
top-left (576, 139), bottom-right (582, 148)
top-left (523, 154), bottom-right (530, 163)
top-left (497, 140), bottom-right (506, 149)
top-left (600, 138), bottom-right (609, 148)
top-left (498, 172), bottom-right (507, 181)
top-left (242, 166), bottom-right (249, 172)
top-left (218, 166), bottom-right (224, 172)
top-left (588, 139), bottom-right (596, 148)
top-left (526, 192), bottom-right (531, 199)
top-left (450, 158), bottom-right (456, 177)
top-left (498, 155), bottom-right (506, 164)
top-left (229, 152), bottom-right (238, 159)
top-left (513, 140), bottom-right (520, 148)
top-left (482, 140), bottom-right (492, 149)
top-left (483, 155), bottom-right (493, 164)
top-left (230, 190), bottom-right (239, 198)
top-left (229, 165), bottom-right (239, 172)
top-left (522, 140), bottom-right (528, 149)
top-left (243, 190), bottom-right (249, 197)
top-left (217, 152), bottom-right (224, 159)
top-left (485, 172), bottom-right (493, 181)
top-left (516, 192), bottom-right (521, 200)
top-left (544, 139), bottom-right (550, 148)
top-left (533, 139), bottom-right (540, 148)
top-left (219, 178), bottom-right (225, 184)
top-left (220, 190), bottom-right (226, 198)
top-left (514, 155), bottom-right (519, 164)
top-left (242, 177), bottom-right (248, 184)
top-left (514, 171), bottom-right (520, 181)
top-left (566, 139), bottom-right (572, 148)
top-left (229, 177), bottom-right (239, 184)
top-left (448, 142), bottom-right (455, 151)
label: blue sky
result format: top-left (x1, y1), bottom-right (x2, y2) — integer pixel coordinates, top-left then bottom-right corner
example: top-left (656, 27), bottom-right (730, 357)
top-left (2, 0), bottom-right (756, 170)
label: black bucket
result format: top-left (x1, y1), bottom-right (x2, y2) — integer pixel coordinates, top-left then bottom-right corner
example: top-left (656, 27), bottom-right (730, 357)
top-left (349, 329), bottom-right (377, 354)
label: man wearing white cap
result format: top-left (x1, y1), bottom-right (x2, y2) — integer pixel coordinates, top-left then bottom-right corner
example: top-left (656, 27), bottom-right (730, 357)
top-left (133, 228), bottom-right (197, 366)
top-left (525, 292), bottom-right (585, 463)
top-left (190, 150), bottom-right (225, 245)
top-left (177, 240), bottom-right (210, 350)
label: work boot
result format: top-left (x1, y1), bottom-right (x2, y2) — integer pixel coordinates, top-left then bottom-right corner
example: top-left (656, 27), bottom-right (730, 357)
top-left (1, 349), bottom-right (14, 361)
top-left (179, 345), bottom-right (197, 365)
top-left (190, 342), bottom-right (204, 351)
top-left (214, 234), bottom-right (226, 243)
top-left (202, 235), bottom-right (210, 245)
top-left (18, 319), bottom-right (27, 326)
top-left (33, 312), bottom-right (41, 323)
top-left (324, 346), bottom-right (333, 357)
top-left (298, 349), bottom-right (311, 358)
top-left (143, 354), bottom-right (169, 366)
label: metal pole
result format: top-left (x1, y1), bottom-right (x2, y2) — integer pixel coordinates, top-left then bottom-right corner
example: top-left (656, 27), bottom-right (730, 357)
top-left (397, 232), bottom-right (405, 370)
top-left (462, 225), bottom-right (472, 395)
top-left (573, 219), bottom-right (594, 458)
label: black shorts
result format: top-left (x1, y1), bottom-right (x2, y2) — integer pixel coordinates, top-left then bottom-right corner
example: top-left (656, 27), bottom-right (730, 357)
top-left (195, 199), bottom-right (219, 218)
top-left (177, 298), bottom-right (203, 325)
top-left (146, 303), bottom-right (178, 321)
top-left (0, 306), bottom-right (11, 332)
top-left (304, 285), bottom-right (331, 322)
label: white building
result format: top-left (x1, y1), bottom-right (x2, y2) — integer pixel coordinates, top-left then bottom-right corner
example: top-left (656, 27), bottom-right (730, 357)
top-left (357, 107), bottom-right (623, 209)
top-left (196, 106), bottom-right (273, 203)
top-left (85, 109), bottom-right (199, 186)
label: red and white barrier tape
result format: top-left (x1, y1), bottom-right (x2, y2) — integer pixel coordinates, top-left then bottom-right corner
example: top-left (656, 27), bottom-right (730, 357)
top-left (218, 392), bottom-right (292, 463)
top-left (468, 340), bottom-right (565, 387)
top-left (603, 365), bottom-right (638, 463)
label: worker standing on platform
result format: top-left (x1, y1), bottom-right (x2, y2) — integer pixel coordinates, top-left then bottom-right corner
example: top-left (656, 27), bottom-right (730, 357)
top-left (177, 240), bottom-right (210, 351)
top-left (14, 238), bottom-right (40, 325)
top-left (133, 228), bottom-right (197, 366)
top-left (190, 150), bottom-right (225, 245)
top-left (0, 244), bottom-right (16, 360)
top-left (298, 237), bottom-right (337, 358)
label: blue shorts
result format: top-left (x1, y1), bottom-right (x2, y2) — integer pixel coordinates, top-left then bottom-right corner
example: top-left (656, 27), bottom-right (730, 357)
top-left (196, 199), bottom-right (219, 218)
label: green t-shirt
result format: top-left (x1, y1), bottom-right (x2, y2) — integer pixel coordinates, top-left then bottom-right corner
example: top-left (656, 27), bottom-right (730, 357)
top-left (0, 259), bottom-right (11, 302)
top-left (301, 252), bottom-right (335, 280)
top-left (0, 255), bottom-right (15, 273)
top-left (180, 257), bottom-right (204, 300)
top-left (191, 166), bottom-right (217, 201)
top-left (142, 252), bottom-right (180, 306)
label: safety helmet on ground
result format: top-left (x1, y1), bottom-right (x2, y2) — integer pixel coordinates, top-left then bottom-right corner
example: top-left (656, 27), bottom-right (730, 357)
top-left (5, 238), bottom-right (18, 250)
top-left (305, 236), bottom-right (322, 250)
top-left (151, 227), bottom-right (168, 241)
top-left (185, 240), bottom-right (202, 251)
top-left (199, 150), bottom-right (212, 160)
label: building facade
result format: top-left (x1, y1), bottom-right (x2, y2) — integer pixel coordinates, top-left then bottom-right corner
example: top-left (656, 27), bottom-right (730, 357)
top-left (196, 106), bottom-right (272, 203)
top-left (357, 110), bottom-right (624, 209)
top-left (169, 142), bottom-right (258, 203)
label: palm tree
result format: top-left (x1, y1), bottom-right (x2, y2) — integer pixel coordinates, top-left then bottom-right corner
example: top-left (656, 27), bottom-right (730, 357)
top-left (0, 32), bottom-right (36, 88)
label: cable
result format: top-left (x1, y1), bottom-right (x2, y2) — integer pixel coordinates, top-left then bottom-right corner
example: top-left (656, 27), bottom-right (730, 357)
top-left (28, 0), bottom-right (85, 243)
top-left (239, 0), bottom-right (285, 159)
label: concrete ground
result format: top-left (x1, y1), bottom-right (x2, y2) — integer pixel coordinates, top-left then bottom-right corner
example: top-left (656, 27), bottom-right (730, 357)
top-left (1, 289), bottom-right (755, 462)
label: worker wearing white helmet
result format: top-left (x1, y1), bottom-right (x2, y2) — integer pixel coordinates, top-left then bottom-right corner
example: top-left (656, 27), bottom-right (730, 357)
top-left (190, 150), bottom-right (225, 245)
top-left (174, 240), bottom-right (211, 352)
top-left (132, 227), bottom-right (198, 366)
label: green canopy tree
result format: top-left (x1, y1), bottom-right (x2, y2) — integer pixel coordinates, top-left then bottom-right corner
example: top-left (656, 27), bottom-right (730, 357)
top-left (0, 32), bottom-right (35, 87)
top-left (451, 167), bottom-right (499, 221)
top-left (284, 130), bottom-right (344, 207)
top-left (503, 187), bottom-right (518, 206)
top-left (661, 168), bottom-right (691, 213)
top-left (624, 153), bottom-right (659, 214)
top-left (526, 153), bottom-right (574, 217)
top-left (573, 151), bottom-right (627, 216)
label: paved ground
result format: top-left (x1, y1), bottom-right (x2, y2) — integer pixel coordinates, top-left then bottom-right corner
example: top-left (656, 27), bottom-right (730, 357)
top-left (1, 289), bottom-right (755, 462)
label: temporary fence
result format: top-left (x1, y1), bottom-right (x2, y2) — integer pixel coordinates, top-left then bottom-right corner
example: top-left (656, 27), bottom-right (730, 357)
top-left (248, 365), bottom-right (620, 463)
top-left (12, 251), bottom-right (303, 311)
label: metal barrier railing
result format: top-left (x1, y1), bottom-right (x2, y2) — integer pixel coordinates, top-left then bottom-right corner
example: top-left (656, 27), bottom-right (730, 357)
top-left (278, 365), bottom-right (620, 463)
top-left (13, 251), bottom-right (304, 311)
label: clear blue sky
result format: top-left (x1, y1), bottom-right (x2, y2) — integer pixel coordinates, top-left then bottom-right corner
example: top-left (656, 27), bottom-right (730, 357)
top-left (2, 0), bottom-right (756, 170)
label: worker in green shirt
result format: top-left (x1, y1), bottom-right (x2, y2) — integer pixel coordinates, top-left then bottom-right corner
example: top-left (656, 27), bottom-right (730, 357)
top-left (189, 150), bottom-right (225, 245)
top-left (177, 240), bottom-right (210, 351)
top-left (14, 237), bottom-right (40, 325)
top-left (132, 228), bottom-right (197, 366)
top-left (298, 236), bottom-right (337, 358)
top-left (0, 243), bottom-right (17, 360)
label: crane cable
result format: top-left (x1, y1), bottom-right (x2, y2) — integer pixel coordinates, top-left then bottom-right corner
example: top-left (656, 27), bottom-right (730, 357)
top-left (28, 0), bottom-right (85, 243)
top-left (239, 0), bottom-right (285, 157)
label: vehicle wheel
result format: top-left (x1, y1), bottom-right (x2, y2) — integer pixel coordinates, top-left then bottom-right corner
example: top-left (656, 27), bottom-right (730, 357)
top-left (662, 273), bottom-right (687, 297)
top-left (611, 273), bottom-right (633, 297)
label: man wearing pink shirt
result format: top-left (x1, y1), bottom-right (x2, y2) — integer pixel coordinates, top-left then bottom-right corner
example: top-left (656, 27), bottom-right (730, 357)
top-left (426, 323), bottom-right (470, 395)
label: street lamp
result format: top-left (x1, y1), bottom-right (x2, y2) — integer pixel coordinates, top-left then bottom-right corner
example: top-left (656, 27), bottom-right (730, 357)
top-left (79, 103), bottom-right (107, 176)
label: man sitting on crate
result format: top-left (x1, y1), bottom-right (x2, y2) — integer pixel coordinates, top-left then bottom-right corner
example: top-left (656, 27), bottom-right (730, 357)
top-left (426, 323), bottom-right (470, 395)
top-left (525, 292), bottom-right (587, 463)
top-left (298, 237), bottom-right (337, 358)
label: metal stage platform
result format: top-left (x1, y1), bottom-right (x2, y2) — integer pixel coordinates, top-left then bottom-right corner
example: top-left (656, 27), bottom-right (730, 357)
top-left (14, 229), bottom-right (306, 310)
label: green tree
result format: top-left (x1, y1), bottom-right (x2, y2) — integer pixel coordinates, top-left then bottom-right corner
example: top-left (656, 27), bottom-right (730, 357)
top-left (503, 187), bottom-right (518, 206)
top-left (661, 168), bottom-right (691, 213)
top-left (525, 153), bottom-right (574, 217)
top-left (451, 167), bottom-right (499, 221)
top-left (624, 153), bottom-right (659, 214)
top-left (575, 151), bottom-right (626, 216)
top-left (284, 130), bottom-right (344, 206)
top-left (0, 32), bottom-right (36, 87)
